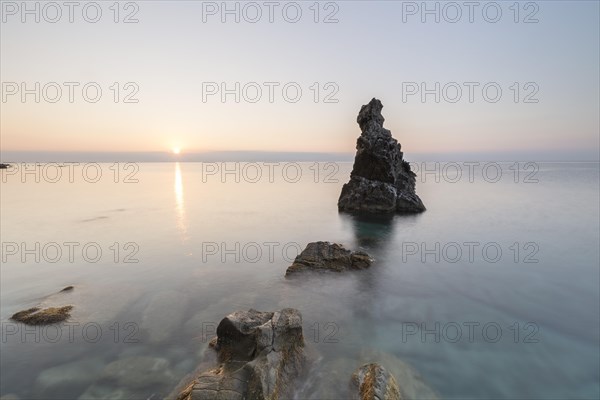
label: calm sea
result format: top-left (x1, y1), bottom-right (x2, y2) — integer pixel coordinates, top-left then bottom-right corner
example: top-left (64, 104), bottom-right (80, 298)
top-left (1, 162), bottom-right (598, 399)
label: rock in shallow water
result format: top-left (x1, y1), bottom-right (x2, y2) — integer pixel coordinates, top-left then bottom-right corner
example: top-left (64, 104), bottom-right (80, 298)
top-left (285, 241), bottom-right (373, 276)
top-left (338, 98), bottom-right (426, 214)
top-left (350, 363), bottom-right (401, 400)
top-left (10, 306), bottom-right (73, 325)
top-left (178, 308), bottom-right (306, 400)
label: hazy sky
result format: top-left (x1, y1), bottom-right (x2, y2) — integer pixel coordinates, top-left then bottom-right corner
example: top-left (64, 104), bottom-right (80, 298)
top-left (1, 0), bottom-right (599, 160)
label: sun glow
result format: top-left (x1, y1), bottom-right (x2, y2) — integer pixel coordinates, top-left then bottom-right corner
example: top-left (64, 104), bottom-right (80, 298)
top-left (172, 147), bottom-right (181, 155)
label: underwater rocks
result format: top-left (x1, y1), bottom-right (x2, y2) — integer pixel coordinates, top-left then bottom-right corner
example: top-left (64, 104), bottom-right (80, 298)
top-left (178, 308), bottom-right (306, 400)
top-left (338, 98), bottom-right (425, 214)
top-left (10, 306), bottom-right (73, 325)
top-left (350, 363), bottom-right (401, 400)
top-left (285, 241), bottom-right (373, 276)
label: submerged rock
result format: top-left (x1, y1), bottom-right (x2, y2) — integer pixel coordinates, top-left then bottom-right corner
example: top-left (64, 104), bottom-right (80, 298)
top-left (102, 356), bottom-right (176, 389)
top-left (285, 241), bottom-right (373, 276)
top-left (11, 306), bottom-right (73, 325)
top-left (178, 308), bottom-right (307, 400)
top-left (141, 290), bottom-right (188, 344)
top-left (350, 363), bottom-right (401, 400)
top-left (338, 98), bottom-right (425, 214)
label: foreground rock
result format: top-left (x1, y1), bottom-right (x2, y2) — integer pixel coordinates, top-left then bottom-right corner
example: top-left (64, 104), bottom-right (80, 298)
top-left (338, 98), bottom-right (425, 214)
top-left (177, 308), bottom-right (306, 400)
top-left (350, 363), bottom-right (401, 400)
top-left (11, 306), bottom-right (73, 325)
top-left (293, 350), bottom-right (438, 400)
top-left (285, 241), bottom-right (373, 276)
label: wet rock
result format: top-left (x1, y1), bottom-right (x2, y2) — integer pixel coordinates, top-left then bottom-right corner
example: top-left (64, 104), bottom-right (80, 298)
top-left (59, 286), bottom-right (74, 292)
top-left (178, 308), bottom-right (307, 400)
top-left (338, 98), bottom-right (425, 214)
top-left (285, 242), bottom-right (373, 276)
top-left (294, 351), bottom-right (438, 400)
top-left (350, 363), bottom-right (401, 400)
top-left (10, 306), bottom-right (73, 325)
top-left (0, 163), bottom-right (10, 169)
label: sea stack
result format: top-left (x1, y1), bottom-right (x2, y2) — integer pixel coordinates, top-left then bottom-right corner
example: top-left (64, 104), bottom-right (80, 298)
top-left (338, 98), bottom-right (425, 214)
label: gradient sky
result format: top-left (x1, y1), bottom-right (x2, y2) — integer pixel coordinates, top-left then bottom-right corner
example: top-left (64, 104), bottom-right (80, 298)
top-left (1, 0), bottom-right (599, 160)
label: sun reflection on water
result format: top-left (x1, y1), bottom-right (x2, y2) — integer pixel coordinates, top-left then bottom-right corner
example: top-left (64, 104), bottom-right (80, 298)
top-left (174, 162), bottom-right (188, 240)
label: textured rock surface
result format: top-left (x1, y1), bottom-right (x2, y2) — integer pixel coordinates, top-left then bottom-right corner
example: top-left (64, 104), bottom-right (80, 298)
top-left (178, 308), bottom-right (306, 400)
top-left (338, 98), bottom-right (425, 214)
top-left (285, 241), bottom-right (373, 276)
top-left (350, 363), bottom-right (401, 400)
top-left (10, 306), bottom-right (73, 325)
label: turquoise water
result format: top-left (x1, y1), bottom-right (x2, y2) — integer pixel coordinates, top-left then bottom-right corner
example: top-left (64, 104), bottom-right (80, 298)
top-left (1, 162), bottom-right (598, 399)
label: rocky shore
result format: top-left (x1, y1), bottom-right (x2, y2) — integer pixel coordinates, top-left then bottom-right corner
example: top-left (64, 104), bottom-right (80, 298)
top-left (173, 307), bottom-right (437, 400)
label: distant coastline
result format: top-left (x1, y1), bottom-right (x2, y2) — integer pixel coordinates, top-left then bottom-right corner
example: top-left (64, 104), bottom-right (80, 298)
top-left (1, 150), bottom-right (599, 163)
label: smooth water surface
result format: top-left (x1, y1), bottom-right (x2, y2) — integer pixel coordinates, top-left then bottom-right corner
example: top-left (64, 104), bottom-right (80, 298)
top-left (1, 162), bottom-right (598, 399)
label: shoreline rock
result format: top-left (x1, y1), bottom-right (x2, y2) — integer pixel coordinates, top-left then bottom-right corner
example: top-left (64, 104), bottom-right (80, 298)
top-left (338, 98), bottom-right (425, 214)
top-left (177, 308), bottom-right (307, 400)
top-left (285, 242), bottom-right (373, 276)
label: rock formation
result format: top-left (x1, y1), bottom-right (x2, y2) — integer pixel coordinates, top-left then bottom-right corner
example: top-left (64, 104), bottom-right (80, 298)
top-left (177, 308), bottom-right (306, 400)
top-left (285, 242), bottom-right (373, 276)
top-left (338, 98), bottom-right (425, 214)
top-left (350, 363), bottom-right (401, 400)
top-left (11, 306), bottom-right (73, 325)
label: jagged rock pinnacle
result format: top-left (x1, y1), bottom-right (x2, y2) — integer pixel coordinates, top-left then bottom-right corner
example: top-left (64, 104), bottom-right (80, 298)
top-left (338, 98), bottom-right (426, 214)
top-left (357, 98), bottom-right (385, 131)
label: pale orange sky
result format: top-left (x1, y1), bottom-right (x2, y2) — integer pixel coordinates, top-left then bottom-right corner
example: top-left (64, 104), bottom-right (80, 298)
top-left (1, 1), bottom-right (598, 160)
